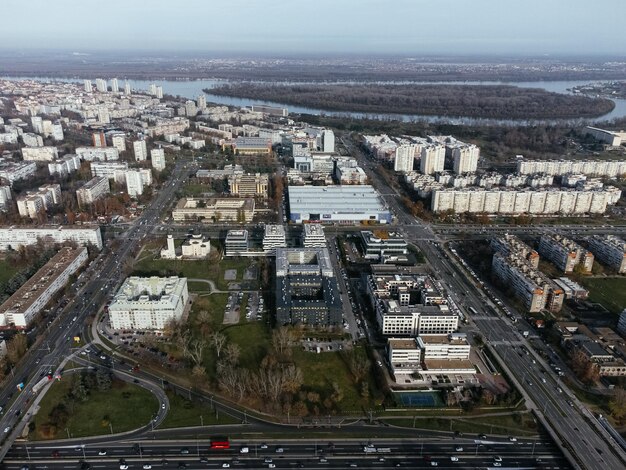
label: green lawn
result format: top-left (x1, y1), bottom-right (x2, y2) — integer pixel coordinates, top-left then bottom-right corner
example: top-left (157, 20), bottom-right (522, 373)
top-left (160, 391), bottom-right (238, 428)
top-left (223, 321), bottom-right (271, 370)
top-left (581, 277), bottom-right (626, 314)
top-left (291, 346), bottom-right (377, 412)
top-left (188, 294), bottom-right (228, 329)
top-left (0, 260), bottom-right (20, 284)
top-left (32, 377), bottom-right (158, 440)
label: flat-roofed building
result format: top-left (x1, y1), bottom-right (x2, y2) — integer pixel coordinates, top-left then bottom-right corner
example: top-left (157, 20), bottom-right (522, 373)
top-left (0, 246), bottom-right (88, 328)
top-left (76, 176), bottom-right (110, 207)
top-left (360, 230), bottom-right (408, 260)
top-left (538, 234), bottom-right (593, 273)
top-left (48, 154), bottom-right (81, 177)
top-left (491, 233), bottom-right (539, 269)
top-left (263, 224), bottom-right (286, 254)
top-left (76, 146), bottom-right (119, 162)
top-left (224, 230), bottom-right (249, 256)
top-left (0, 226), bottom-right (103, 251)
top-left (553, 277), bottom-right (589, 300)
top-left (108, 276), bottom-right (189, 330)
top-left (418, 334), bottom-right (471, 361)
top-left (224, 137), bottom-right (272, 155)
top-left (587, 235), bottom-right (626, 273)
top-left (302, 223), bottom-right (326, 248)
top-left (387, 338), bottom-right (421, 375)
top-left (151, 148), bottom-right (166, 171)
top-left (172, 198), bottom-right (255, 223)
top-left (288, 185), bottom-right (391, 224)
top-left (275, 247), bottom-right (342, 327)
top-left (228, 173), bottom-right (269, 197)
top-left (90, 161), bottom-right (128, 181)
top-left (0, 161), bottom-right (37, 185)
top-left (21, 146), bottom-right (58, 162)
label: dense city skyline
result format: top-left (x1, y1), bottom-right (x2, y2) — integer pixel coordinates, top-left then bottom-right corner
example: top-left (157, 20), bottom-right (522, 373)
top-left (1, 0), bottom-right (625, 56)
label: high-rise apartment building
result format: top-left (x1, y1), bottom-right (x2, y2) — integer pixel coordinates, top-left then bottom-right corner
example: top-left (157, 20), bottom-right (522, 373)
top-left (420, 145), bottom-right (445, 175)
top-left (110, 78), bottom-right (119, 93)
top-left (586, 235), bottom-right (626, 273)
top-left (76, 176), bottom-right (110, 207)
top-left (84, 79), bottom-right (92, 93)
top-left (92, 131), bottom-right (106, 147)
top-left (538, 234), bottom-right (594, 273)
top-left (95, 78), bottom-right (107, 93)
top-left (151, 148), bottom-right (166, 171)
top-left (133, 139), bottom-right (148, 161)
top-left (394, 144), bottom-right (417, 172)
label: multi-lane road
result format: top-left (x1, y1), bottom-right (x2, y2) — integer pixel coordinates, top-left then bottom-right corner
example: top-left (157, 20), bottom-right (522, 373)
top-left (4, 437), bottom-right (569, 469)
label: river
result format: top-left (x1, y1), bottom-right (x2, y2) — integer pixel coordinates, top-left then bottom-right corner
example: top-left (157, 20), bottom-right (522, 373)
top-left (4, 76), bottom-right (626, 127)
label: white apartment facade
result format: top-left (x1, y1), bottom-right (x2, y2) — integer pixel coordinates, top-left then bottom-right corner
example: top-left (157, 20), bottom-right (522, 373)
top-left (133, 140), bottom-right (148, 161)
top-left (0, 226), bottom-right (103, 251)
top-left (109, 276), bottom-right (189, 330)
top-left (151, 148), bottom-right (166, 171)
top-left (538, 234), bottom-right (594, 273)
top-left (76, 147), bottom-right (119, 162)
top-left (586, 235), bottom-right (626, 273)
top-left (76, 176), bottom-right (110, 207)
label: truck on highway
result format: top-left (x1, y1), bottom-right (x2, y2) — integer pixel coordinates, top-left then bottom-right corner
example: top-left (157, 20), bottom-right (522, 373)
top-left (363, 446), bottom-right (391, 453)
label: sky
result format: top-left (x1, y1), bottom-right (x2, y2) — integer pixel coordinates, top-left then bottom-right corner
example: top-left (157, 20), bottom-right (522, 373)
top-left (2, 0), bottom-right (625, 56)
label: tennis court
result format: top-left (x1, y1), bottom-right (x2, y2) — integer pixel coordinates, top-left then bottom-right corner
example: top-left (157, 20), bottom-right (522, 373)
top-left (394, 391), bottom-right (443, 407)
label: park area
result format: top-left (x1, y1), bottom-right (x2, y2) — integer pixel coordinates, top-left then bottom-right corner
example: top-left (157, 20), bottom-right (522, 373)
top-left (31, 372), bottom-right (158, 440)
top-left (581, 277), bottom-right (626, 314)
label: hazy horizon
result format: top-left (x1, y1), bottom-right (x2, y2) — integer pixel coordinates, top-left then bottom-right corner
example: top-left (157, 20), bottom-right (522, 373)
top-left (1, 0), bottom-right (625, 56)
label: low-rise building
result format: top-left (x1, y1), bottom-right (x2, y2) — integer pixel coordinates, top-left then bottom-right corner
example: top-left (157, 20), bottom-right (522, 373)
top-left (0, 161), bottom-right (37, 185)
top-left (552, 277), bottom-right (589, 300)
top-left (225, 137), bottom-right (272, 155)
top-left (228, 173), bottom-right (269, 197)
top-left (181, 234), bottom-right (210, 258)
top-left (16, 184), bottom-right (61, 219)
top-left (387, 338), bottom-right (421, 376)
top-left (172, 198), bottom-right (255, 223)
top-left (0, 246), bottom-right (88, 328)
top-left (108, 276), bottom-right (189, 330)
top-left (360, 230), bottom-right (408, 261)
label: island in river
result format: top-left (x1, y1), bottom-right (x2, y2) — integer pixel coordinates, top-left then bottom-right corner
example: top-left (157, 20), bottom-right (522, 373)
top-left (207, 83), bottom-right (615, 120)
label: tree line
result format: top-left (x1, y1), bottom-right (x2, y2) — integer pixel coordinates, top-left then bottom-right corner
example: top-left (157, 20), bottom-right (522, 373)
top-left (210, 83), bottom-right (615, 120)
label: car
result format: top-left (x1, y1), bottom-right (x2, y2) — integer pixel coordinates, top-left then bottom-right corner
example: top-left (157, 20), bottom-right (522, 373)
top-left (240, 447), bottom-right (249, 453)
top-left (430, 462), bottom-right (438, 467)
top-left (3, 426), bottom-right (10, 433)
top-left (264, 458), bottom-right (273, 463)
top-left (162, 403), bottom-right (166, 409)
top-left (275, 447), bottom-right (284, 453)
top-left (494, 456), bottom-right (502, 462)
top-left (455, 446), bottom-right (463, 452)
top-left (319, 457), bottom-right (328, 463)
top-left (260, 443), bottom-right (269, 449)
top-left (143, 465), bottom-right (152, 470)
top-left (75, 446), bottom-right (82, 452)
top-left (268, 465), bottom-right (276, 469)
top-left (221, 464), bottom-right (230, 469)
top-left (493, 463), bottom-right (502, 467)
top-left (509, 436), bottom-right (517, 442)
top-left (450, 456), bottom-right (459, 462)
top-left (180, 448), bottom-right (189, 454)
top-left (120, 466), bottom-right (129, 470)
top-left (478, 434), bottom-right (487, 439)
top-left (98, 449), bottom-right (107, 456)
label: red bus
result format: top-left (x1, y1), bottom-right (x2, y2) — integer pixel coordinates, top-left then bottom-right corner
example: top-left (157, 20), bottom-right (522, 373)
top-left (210, 437), bottom-right (230, 450)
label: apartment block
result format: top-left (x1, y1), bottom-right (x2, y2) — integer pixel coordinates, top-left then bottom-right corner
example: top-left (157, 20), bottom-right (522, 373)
top-left (491, 234), bottom-right (539, 269)
top-left (538, 234), bottom-right (594, 273)
top-left (16, 184), bottom-right (61, 219)
top-left (394, 144), bottom-right (417, 172)
top-left (76, 146), bottom-right (119, 162)
top-left (420, 145), bottom-right (445, 175)
top-left (0, 226), bottom-right (102, 251)
top-left (133, 140), bottom-right (148, 161)
top-left (517, 158), bottom-right (626, 178)
top-left (451, 144), bottom-right (480, 174)
top-left (111, 133), bottom-right (126, 152)
top-left (387, 338), bottom-right (421, 375)
top-left (151, 148), bottom-right (166, 171)
top-left (22, 133), bottom-right (43, 147)
top-left (492, 252), bottom-right (564, 313)
top-left (21, 146), bottom-right (58, 162)
top-left (586, 235), bottom-right (626, 273)
top-left (125, 169), bottom-right (152, 198)
top-left (302, 223), bottom-right (326, 248)
top-left (48, 154), bottom-right (81, 177)
top-left (109, 276), bottom-right (189, 330)
top-left (228, 173), bottom-right (269, 197)
top-left (90, 161), bottom-right (128, 181)
top-left (0, 247), bottom-right (88, 328)
top-left (76, 176), bottom-right (110, 207)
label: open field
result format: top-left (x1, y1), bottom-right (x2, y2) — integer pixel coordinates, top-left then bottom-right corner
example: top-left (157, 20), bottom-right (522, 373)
top-left (31, 377), bottom-right (158, 440)
top-left (581, 277), bottom-right (626, 314)
top-left (0, 260), bottom-right (20, 285)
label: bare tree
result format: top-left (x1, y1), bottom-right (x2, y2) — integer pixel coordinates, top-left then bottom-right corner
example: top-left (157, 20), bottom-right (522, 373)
top-left (272, 327), bottom-right (292, 357)
top-left (224, 343), bottom-right (241, 367)
top-left (210, 332), bottom-right (227, 358)
top-left (186, 338), bottom-right (206, 367)
top-left (281, 364), bottom-right (304, 394)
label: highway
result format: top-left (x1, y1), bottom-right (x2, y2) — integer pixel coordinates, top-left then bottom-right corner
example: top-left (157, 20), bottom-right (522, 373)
top-left (4, 437), bottom-right (569, 469)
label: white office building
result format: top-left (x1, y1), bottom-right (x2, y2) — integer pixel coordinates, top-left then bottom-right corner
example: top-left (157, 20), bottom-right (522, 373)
top-left (133, 140), bottom-right (148, 161)
top-left (302, 223), bottom-right (326, 248)
top-left (109, 276), bottom-right (189, 330)
top-left (263, 224), bottom-right (287, 254)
